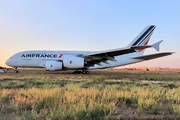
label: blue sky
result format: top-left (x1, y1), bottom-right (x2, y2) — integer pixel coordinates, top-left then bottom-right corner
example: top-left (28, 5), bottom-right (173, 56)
top-left (0, 0), bottom-right (179, 68)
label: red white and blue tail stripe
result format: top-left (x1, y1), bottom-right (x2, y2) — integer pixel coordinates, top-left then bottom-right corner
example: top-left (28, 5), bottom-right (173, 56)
top-left (127, 25), bottom-right (156, 52)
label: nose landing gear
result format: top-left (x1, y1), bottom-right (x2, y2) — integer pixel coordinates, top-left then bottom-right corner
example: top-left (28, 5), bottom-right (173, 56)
top-left (14, 67), bottom-right (20, 73)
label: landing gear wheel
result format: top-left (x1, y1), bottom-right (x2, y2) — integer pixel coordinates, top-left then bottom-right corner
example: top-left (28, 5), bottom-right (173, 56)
top-left (73, 70), bottom-right (90, 74)
top-left (82, 71), bottom-right (90, 74)
top-left (14, 70), bottom-right (19, 73)
top-left (73, 71), bottom-right (82, 74)
top-left (73, 71), bottom-right (77, 74)
top-left (14, 67), bottom-right (19, 73)
top-left (85, 71), bottom-right (90, 74)
top-left (78, 71), bottom-right (82, 74)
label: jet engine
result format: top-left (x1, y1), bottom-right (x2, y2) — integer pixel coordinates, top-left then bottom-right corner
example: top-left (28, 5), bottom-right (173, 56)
top-left (63, 56), bottom-right (84, 69)
top-left (46, 61), bottom-right (62, 71)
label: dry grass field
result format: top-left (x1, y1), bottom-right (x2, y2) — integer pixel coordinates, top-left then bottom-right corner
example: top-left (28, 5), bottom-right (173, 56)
top-left (0, 68), bottom-right (180, 120)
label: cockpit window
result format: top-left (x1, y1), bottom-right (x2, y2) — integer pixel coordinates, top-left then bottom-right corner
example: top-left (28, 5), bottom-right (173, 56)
top-left (9, 57), bottom-right (12, 59)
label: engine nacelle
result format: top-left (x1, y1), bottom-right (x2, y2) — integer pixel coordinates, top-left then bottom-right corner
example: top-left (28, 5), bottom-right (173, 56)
top-left (63, 56), bottom-right (84, 69)
top-left (45, 61), bottom-right (62, 71)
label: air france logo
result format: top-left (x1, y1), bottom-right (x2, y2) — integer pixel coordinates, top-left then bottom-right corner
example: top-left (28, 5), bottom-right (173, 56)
top-left (21, 53), bottom-right (63, 58)
top-left (59, 54), bottom-right (63, 58)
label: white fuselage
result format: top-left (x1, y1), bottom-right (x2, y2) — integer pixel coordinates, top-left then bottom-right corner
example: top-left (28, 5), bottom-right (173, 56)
top-left (5, 50), bottom-right (142, 70)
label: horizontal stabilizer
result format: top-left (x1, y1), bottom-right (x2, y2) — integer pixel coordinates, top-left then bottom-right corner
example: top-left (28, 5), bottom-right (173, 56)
top-left (152, 40), bottom-right (163, 51)
top-left (132, 52), bottom-right (174, 60)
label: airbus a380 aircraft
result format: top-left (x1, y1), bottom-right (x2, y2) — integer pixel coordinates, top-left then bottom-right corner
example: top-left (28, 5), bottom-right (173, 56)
top-left (6, 25), bottom-right (174, 74)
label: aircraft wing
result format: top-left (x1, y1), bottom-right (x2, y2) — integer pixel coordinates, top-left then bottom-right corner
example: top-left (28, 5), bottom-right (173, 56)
top-left (132, 52), bottom-right (174, 60)
top-left (86, 45), bottom-right (151, 57)
top-left (84, 45), bottom-right (154, 67)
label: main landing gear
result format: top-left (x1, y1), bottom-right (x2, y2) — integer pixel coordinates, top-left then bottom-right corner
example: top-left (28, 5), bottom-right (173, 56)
top-left (73, 70), bottom-right (90, 74)
top-left (82, 71), bottom-right (90, 74)
top-left (14, 67), bottom-right (20, 73)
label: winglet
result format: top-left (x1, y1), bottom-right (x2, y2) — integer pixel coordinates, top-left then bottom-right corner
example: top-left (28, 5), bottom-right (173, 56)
top-left (152, 40), bottom-right (163, 51)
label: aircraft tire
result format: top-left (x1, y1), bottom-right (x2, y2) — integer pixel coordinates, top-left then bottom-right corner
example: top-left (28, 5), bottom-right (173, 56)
top-left (86, 71), bottom-right (90, 74)
top-left (14, 70), bottom-right (19, 73)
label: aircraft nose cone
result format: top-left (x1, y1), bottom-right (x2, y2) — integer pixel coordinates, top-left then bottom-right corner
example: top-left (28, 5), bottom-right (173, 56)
top-left (5, 59), bottom-right (10, 66)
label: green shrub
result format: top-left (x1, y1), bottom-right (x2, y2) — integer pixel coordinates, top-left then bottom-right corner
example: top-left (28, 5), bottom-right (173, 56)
top-left (16, 103), bottom-right (32, 114)
top-left (75, 105), bottom-right (110, 120)
top-left (166, 83), bottom-right (176, 89)
top-left (33, 80), bottom-right (45, 85)
top-left (90, 76), bottom-right (105, 84)
top-left (118, 96), bottom-right (137, 105)
top-left (35, 99), bottom-right (47, 113)
top-left (95, 85), bottom-right (105, 91)
top-left (137, 102), bottom-right (161, 115)
top-left (34, 71), bottom-right (39, 74)
top-left (89, 105), bottom-right (110, 119)
top-left (75, 110), bottom-right (89, 120)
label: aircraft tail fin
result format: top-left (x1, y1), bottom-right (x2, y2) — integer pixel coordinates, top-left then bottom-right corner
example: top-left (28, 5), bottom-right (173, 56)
top-left (127, 25), bottom-right (156, 53)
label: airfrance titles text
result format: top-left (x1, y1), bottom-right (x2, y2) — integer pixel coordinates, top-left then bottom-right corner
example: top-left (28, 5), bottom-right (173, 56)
top-left (21, 53), bottom-right (57, 58)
